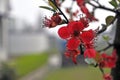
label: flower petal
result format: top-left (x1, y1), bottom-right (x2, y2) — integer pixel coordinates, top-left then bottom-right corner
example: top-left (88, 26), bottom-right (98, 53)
top-left (81, 29), bottom-right (95, 43)
top-left (58, 26), bottom-right (70, 39)
top-left (84, 48), bottom-right (96, 58)
top-left (67, 38), bottom-right (80, 50)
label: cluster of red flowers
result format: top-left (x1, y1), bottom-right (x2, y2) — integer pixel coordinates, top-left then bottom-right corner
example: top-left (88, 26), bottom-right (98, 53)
top-left (44, 13), bottom-right (62, 28)
top-left (76, 0), bottom-right (98, 21)
top-left (43, 0), bottom-right (117, 68)
top-left (99, 49), bottom-right (117, 68)
top-left (103, 74), bottom-right (113, 80)
top-left (42, 0), bottom-right (118, 80)
top-left (58, 17), bottom-right (97, 64)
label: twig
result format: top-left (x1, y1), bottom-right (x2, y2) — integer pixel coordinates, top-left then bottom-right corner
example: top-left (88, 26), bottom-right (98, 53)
top-left (97, 24), bottom-right (107, 35)
top-left (80, 44), bottom-right (84, 55)
top-left (91, 0), bottom-right (101, 6)
top-left (52, 0), bottom-right (69, 23)
top-left (97, 14), bottom-right (117, 35)
top-left (98, 43), bottom-right (113, 52)
top-left (88, 2), bottom-right (117, 13)
top-left (99, 66), bottom-right (105, 75)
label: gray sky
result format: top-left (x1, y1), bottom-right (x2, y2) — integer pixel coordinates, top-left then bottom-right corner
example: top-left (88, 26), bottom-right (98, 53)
top-left (10, 0), bottom-right (46, 25)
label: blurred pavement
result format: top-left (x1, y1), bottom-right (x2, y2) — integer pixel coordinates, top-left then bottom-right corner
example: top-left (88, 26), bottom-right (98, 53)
top-left (19, 65), bottom-right (49, 80)
top-left (19, 53), bottom-right (61, 80)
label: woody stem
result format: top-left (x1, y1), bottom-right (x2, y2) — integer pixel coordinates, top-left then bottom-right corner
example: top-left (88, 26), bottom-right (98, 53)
top-left (88, 2), bottom-right (117, 13)
top-left (52, 0), bottom-right (69, 23)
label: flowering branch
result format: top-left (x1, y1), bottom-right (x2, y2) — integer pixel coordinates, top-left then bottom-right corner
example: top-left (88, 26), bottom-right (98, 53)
top-left (40, 0), bottom-right (118, 79)
top-left (97, 24), bottom-right (107, 35)
top-left (52, 0), bottom-right (69, 23)
top-left (88, 1), bottom-right (117, 13)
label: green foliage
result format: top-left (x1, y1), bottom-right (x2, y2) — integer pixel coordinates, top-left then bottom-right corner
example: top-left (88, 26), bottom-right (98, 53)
top-left (102, 35), bottom-right (110, 41)
top-left (105, 16), bottom-right (114, 26)
top-left (0, 63), bottom-right (16, 80)
top-left (85, 58), bottom-right (96, 66)
top-left (10, 53), bottom-right (48, 77)
top-left (44, 66), bottom-right (110, 80)
top-left (39, 6), bottom-right (56, 12)
top-left (40, 0), bottom-right (57, 12)
top-left (48, 0), bottom-right (57, 10)
top-left (109, 0), bottom-right (118, 8)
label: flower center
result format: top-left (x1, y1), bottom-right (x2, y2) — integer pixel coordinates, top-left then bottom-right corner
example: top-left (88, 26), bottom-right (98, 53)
top-left (73, 30), bottom-right (80, 37)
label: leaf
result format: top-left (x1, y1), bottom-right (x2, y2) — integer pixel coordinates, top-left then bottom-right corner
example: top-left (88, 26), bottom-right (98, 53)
top-left (39, 6), bottom-right (56, 12)
top-left (105, 16), bottom-right (114, 26)
top-left (109, 0), bottom-right (118, 8)
top-left (85, 58), bottom-right (96, 65)
top-left (48, 0), bottom-right (57, 10)
top-left (102, 35), bottom-right (110, 41)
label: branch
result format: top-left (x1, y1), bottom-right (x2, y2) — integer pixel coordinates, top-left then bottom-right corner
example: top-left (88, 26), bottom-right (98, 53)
top-left (88, 2), bottom-right (117, 13)
top-left (52, 0), bottom-right (69, 23)
top-left (91, 0), bottom-right (101, 6)
top-left (97, 14), bottom-right (117, 35)
top-left (97, 24), bottom-right (107, 35)
top-left (97, 43), bottom-right (113, 52)
top-left (80, 44), bottom-right (84, 55)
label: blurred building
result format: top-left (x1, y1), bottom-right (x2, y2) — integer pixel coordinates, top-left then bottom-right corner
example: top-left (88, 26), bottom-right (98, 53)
top-left (0, 0), bottom-right (11, 61)
top-left (0, 0), bottom-right (59, 61)
top-left (7, 16), bottom-right (53, 56)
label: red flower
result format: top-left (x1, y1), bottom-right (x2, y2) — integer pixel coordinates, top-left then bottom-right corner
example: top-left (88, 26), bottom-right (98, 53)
top-left (99, 60), bottom-right (108, 68)
top-left (76, 0), bottom-right (84, 6)
top-left (44, 13), bottom-right (62, 28)
top-left (58, 21), bottom-right (84, 39)
top-left (81, 6), bottom-right (89, 15)
top-left (80, 5), bottom-right (98, 21)
top-left (84, 48), bottom-right (96, 58)
top-left (58, 26), bottom-right (70, 39)
top-left (86, 13), bottom-right (98, 21)
top-left (80, 17), bottom-right (89, 28)
top-left (99, 49), bottom-right (117, 68)
top-left (51, 13), bottom-right (62, 25)
top-left (67, 21), bottom-right (84, 37)
top-left (65, 49), bottom-right (80, 64)
top-left (43, 17), bottom-right (53, 28)
top-left (81, 29), bottom-right (95, 44)
top-left (103, 74), bottom-right (113, 80)
top-left (67, 38), bottom-right (80, 50)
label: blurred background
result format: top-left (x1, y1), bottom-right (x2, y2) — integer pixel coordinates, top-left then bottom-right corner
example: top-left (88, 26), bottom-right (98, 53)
top-left (0, 0), bottom-right (114, 80)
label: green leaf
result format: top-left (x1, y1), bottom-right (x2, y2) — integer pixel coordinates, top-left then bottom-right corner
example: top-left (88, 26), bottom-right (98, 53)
top-left (109, 0), bottom-right (118, 8)
top-left (48, 0), bottom-right (57, 10)
top-left (105, 16), bottom-right (114, 26)
top-left (85, 58), bottom-right (96, 65)
top-left (39, 6), bottom-right (56, 12)
top-left (102, 35), bottom-right (110, 41)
